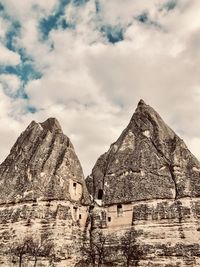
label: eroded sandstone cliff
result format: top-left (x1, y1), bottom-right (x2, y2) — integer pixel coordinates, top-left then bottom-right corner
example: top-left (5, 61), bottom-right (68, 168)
top-left (0, 101), bottom-right (199, 267)
top-left (0, 117), bottom-right (90, 204)
top-left (86, 100), bottom-right (200, 204)
top-left (86, 100), bottom-right (200, 267)
top-left (0, 118), bottom-right (90, 266)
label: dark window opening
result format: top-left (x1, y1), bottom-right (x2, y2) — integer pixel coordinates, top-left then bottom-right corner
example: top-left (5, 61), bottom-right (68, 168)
top-left (108, 217), bottom-right (111, 222)
top-left (98, 189), bottom-right (103, 200)
top-left (117, 204), bottom-right (123, 216)
top-left (132, 209), bottom-right (135, 225)
top-left (79, 214), bottom-right (82, 220)
top-left (89, 205), bottom-right (94, 212)
top-left (73, 182), bottom-right (77, 195)
top-left (46, 202), bottom-right (51, 207)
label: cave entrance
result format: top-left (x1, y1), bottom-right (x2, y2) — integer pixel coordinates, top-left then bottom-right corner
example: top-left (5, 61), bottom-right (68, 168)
top-left (97, 189), bottom-right (103, 200)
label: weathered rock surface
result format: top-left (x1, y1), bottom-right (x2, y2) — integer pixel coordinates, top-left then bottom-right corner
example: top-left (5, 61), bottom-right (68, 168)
top-left (0, 118), bottom-right (90, 266)
top-left (0, 101), bottom-right (200, 267)
top-left (86, 100), bottom-right (200, 267)
top-left (0, 118), bottom-right (90, 205)
top-left (86, 100), bottom-right (200, 205)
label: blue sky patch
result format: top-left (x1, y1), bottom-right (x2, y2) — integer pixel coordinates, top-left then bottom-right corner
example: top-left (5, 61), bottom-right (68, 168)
top-left (159, 0), bottom-right (177, 13)
top-left (72, 0), bottom-right (89, 6)
top-left (0, 2), bottom-right (21, 50)
top-left (135, 12), bottom-right (162, 30)
top-left (136, 12), bottom-right (148, 23)
top-left (101, 25), bottom-right (124, 44)
top-left (2, 63), bottom-right (41, 85)
top-left (0, 51), bottom-right (42, 103)
top-left (164, 0), bottom-right (177, 11)
top-left (5, 21), bottom-right (21, 51)
top-left (26, 106), bottom-right (37, 114)
top-left (0, 4), bottom-right (40, 84)
top-left (0, 4), bottom-right (42, 111)
top-left (0, 3), bottom-right (4, 12)
top-left (39, 0), bottom-right (71, 40)
top-left (0, 63), bottom-right (41, 99)
top-left (95, 0), bottom-right (101, 13)
top-left (60, 18), bottom-right (69, 29)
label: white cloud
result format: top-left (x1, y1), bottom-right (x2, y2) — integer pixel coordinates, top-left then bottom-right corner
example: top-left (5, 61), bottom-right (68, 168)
top-left (0, 43), bottom-right (20, 65)
top-left (0, 17), bottom-right (9, 39)
top-left (0, 74), bottom-right (21, 94)
top-left (0, 86), bottom-right (28, 162)
top-left (186, 137), bottom-right (200, 161)
top-left (98, 0), bottom-right (159, 25)
top-left (1, 0), bottom-right (57, 21)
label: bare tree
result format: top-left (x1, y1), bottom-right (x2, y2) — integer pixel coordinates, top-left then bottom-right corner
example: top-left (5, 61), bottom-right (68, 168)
top-left (120, 227), bottom-right (143, 267)
top-left (81, 229), bottom-right (115, 267)
top-left (81, 232), bottom-right (96, 266)
top-left (94, 230), bottom-right (107, 267)
top-left (8, 237), bottom-right (30, 267)
top-left (8, 235), bottom-right (54, 267)
top-left (28, 236), bottom-right (54, 267)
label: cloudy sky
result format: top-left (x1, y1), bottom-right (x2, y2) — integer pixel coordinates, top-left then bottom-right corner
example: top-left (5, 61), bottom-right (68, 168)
top-left (0, 0), bottom-right (200, 175)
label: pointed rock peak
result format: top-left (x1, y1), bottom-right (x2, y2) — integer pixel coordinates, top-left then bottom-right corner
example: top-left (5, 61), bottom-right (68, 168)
top-left (136, 99), bottom-right (153, 113)
top-left (135, 99), bottom-right (156, 116)
top-left (0, 117), bottom-right (90, 205)
top-left (27, 120), bottom-right (38, 129)
top-left (132, 100), bottom-right (175, 139)
top-left (40, 118), bottom-right (62, 133)
top-left (87, 100), bottom-right (200, 205)
top-left (137, 99), bottom-right (146, 106)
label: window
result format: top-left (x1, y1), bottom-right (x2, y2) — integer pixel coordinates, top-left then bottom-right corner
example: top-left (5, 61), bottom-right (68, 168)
top-left (108, 217), bottom-right (111, 222)
top-left (117, 204), bottom-right (123, 216)
top-left (132, 209), bottom-right (135, 224)
top-left (98, 189), bottom-right (103, 200)
top-left (73, 182), bottom-right (77, 195)
top-left (79, 214), bottom-right (82, 220)
top-left (73, 207), bottom-right (78, 220)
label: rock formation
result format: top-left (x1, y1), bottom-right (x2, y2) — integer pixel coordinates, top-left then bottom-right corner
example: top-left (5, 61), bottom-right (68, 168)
top-left (0, 101), bottom-right (199, 267)
top-left (0, 118), bottom-right (90, 266)
top-left (87, 100), bottom-right (200, 266)
top-left (0, 117), bottom-right (90, 204)
top-left (86, 100), bottom-right (200, 204)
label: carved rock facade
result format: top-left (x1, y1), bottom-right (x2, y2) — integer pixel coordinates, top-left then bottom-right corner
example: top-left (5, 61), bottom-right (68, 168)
top-left (87, 100), bottom-right (200, 266)
top-left (0, 118), bottom-right (90, 266)
top-left (0, 101), bottom-right (199, 266)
